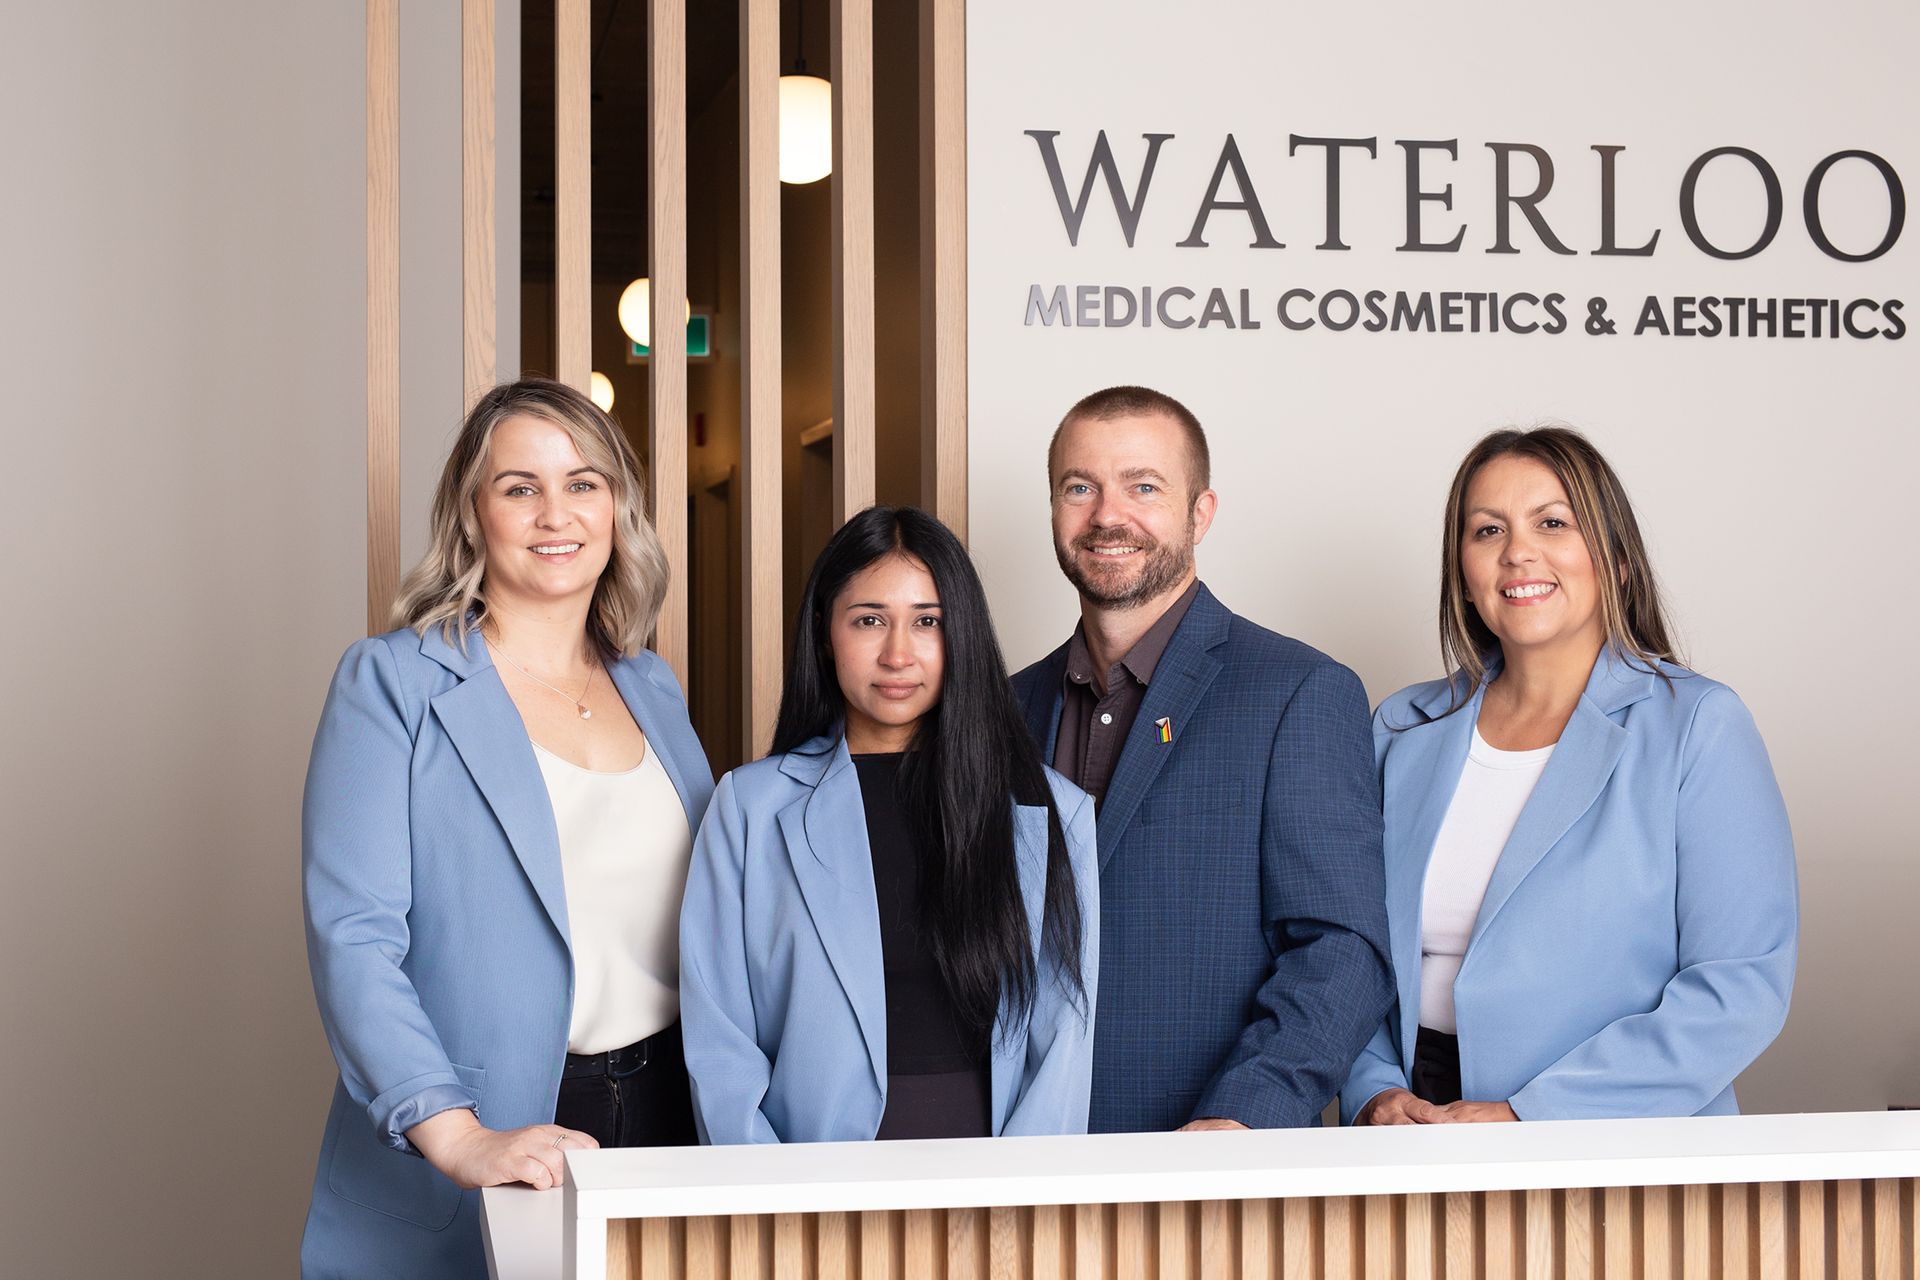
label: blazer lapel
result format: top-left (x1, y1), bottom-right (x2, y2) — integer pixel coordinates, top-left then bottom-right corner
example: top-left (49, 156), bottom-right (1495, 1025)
top-left (775, 740), bottom-right (888, 1094)
top-left (1380, 679), bottom-right (1483, 1056)
top-left (1466, 651), bottom-right (1651, 950)
top-left (989, 803), bottom-right (1051, 1132)
top-left (1093, 588), bottom-right (1227, 869)
top-left (1020, 645), bottom-right (1069, 761)
top-left (424, 630), bottom-right (571, 947)
top-left (606, 658), bottom-right (699, 830)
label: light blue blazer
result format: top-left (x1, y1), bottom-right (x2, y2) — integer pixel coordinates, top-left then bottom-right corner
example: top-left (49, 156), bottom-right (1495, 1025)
top-left (679, 734), bottom-right (1100, 1143)
top-left (1340, 649), bottom-right (1797, 1124)
top-left (300, 624), bottom-right (713, 1280)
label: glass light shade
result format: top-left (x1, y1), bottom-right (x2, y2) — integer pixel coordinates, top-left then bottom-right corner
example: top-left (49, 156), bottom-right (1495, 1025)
top-left (777, 75), bottom-right (833, 184)
top-left (617, 277), bottom-right (693, 350)
top-left (589, 371), bottom-right (615, 413)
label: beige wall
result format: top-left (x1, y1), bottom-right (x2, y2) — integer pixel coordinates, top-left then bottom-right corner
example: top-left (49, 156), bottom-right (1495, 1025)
top-left (0, 3), bottom-right (364, 1275)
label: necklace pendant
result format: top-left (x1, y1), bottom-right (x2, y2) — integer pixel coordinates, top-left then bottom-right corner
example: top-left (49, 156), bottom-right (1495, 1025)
top-left (578, 705), bottom-right (593, 720)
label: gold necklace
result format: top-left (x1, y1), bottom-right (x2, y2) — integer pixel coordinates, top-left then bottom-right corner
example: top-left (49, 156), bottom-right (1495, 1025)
top-left (487, 637), bottom-right (599, 720)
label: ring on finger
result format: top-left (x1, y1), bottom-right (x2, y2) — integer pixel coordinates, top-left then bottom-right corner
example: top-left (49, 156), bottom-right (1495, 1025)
top-left (553, 1132), bottom-right (568, 1148)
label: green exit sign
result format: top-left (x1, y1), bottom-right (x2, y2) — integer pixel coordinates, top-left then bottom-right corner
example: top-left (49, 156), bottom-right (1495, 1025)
top-left (630, 314), bottom-right (712, 362)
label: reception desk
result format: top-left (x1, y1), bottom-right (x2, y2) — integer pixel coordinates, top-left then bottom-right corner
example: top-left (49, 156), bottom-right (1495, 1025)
top-left (482, 1111), bottom-right (1920, 1279)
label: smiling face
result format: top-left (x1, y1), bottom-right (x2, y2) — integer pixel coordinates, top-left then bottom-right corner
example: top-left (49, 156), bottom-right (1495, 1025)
top-left (1459, 454), bottom-right (1606, 663)
top-left (475, 413), bottom-right (616, 614)
top-left (829, 552), bottom-right (947, 753)
top-left (1049, 411), bottom-right (1217, 612)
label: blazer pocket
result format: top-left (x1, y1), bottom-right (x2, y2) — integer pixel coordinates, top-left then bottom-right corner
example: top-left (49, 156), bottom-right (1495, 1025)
top-left (326, 1062), bottom-right (485, 1232)
top-left (1135, 782), bottom-right (1251, 828)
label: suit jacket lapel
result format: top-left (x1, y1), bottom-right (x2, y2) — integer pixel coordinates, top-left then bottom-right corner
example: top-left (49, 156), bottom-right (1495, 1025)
top-left (1093, 589), bottom-right (1227, 869)
top-left (606, 659), bottom-right (700, 830)
top-left (776, 740), bottom-right (888, 1094)
top-left (425, 633), bottom-right (571, 948)
top-left (1467, 652), bottom-right (1648, 950)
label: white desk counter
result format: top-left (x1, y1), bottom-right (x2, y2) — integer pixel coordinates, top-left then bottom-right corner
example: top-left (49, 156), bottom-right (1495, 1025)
top-left (483, 1111), bottom-right (1920, 1280)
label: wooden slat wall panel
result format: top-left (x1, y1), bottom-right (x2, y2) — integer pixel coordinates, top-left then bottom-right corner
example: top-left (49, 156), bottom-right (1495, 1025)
top-left (1644, 1185), bottom-right (1675, 1280)
top-left (1605, 1185), bottom-right (1635, 1280)
top-left (1801, 1181), bottom-right (1829, 1280)
top-left (818, 1213), bottom-right (853, 1280)
top-left (1871, 1179), bottom-right (1899, 1278)
top-left (598, 1180), bottom-right (1920, 1279)
top-left (830, 0), bottom-right (875, 526)
top-left (1033, 1205), bottom-right (1067, 1280)
top-left (1563, 1186), bottom-right (1594, 1280)
top-left (918, 0), bottom-right (967, 539)
top-left (461, 0), bottom-right (496, 404)
top-left (553, 0), bottom-right (590, 392)
top-left (1723, 1183), bottom-right (1752, 1279)
top-left (648, 0), bottom-right (689, 686)
top-left (739, 0), bottom-right (782, 758)
top-left (1759, 1181), bottom-right (1788, 1280)
top-left (365, 0), bottom-right (400, 634)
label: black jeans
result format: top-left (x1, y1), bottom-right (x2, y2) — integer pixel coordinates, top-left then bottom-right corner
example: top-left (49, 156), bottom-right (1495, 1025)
top-left (1410, 1026), bottom-right (1463, 1106)
top-left (552, 1021), bottom-right (698, 1148)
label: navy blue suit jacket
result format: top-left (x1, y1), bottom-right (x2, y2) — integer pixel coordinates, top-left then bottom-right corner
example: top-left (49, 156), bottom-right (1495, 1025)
top-left (1012, 583), bottom-right (1392, 1132)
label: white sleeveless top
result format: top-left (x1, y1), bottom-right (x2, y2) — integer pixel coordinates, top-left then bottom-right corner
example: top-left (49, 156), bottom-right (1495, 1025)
top-left (1417, 728), bottom-right (1555, 1035)
top-left (533, 741), bottom-right (693, 1054)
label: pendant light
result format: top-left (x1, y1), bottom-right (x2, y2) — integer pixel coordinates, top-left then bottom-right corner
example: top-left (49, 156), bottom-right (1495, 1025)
top-left (617, 277), bottom-right (691, 350)
top-left (777, 0), bottom-right (831, 185)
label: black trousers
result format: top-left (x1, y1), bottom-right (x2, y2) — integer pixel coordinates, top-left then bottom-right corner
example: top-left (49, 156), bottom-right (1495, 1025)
top-left (1410, 1026), bottom-right (1464, 1107)
top-left (552, 1021), bottom-right (698, 1148)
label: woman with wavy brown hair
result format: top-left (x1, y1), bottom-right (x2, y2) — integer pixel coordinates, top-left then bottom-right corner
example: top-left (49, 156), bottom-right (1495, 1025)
top-left (300, 378), bottom-right (714, 1278)
top-left (1342, 426), bottom-right (1797, 1126)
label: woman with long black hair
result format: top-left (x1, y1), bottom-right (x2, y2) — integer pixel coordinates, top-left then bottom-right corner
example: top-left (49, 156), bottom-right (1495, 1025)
top-left (679, 505), bottom-right (1098, 1142)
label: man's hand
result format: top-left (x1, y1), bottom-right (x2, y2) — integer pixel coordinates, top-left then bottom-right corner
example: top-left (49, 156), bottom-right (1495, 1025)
top-left (1177, 1117), bottom-right (1250, 1132)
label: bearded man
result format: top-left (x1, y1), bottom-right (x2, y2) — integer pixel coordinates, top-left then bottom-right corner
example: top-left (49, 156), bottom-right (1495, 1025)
top-left (1010, 385), bottom-right (1392, 1133)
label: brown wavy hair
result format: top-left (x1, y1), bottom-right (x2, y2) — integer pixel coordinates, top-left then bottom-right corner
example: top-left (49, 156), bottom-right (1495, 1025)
top-left (391, 377), bottom-right (669, 656)
top-left (1438, 426), bottom-right (1682, 709)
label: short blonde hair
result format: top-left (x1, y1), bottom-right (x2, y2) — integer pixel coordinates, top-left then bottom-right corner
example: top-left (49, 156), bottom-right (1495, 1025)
top-left (391, 377), bottom-right (669, 657)
top-left (1438, 425), bottom-right (1680, 704)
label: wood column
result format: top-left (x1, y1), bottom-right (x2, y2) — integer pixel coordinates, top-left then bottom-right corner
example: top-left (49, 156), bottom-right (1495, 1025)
top-left (553, 0), bottom-right (591, 393)
top-left (739, 0), bottom-right (783, 758)
top-left (462, 0), bottom-right (497, 405)
top-left (830, 0), bottom-right (875, 526)
top-left (366, 0), bottom-right (400, 633)
top-left (648, 0), bottom-right (689, 685)
top-left (918, 0), bottom-right (967, 539)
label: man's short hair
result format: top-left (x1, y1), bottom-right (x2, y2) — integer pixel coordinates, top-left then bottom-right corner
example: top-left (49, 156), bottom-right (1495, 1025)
top-left (1048, 385), bottom-right (1212, 503)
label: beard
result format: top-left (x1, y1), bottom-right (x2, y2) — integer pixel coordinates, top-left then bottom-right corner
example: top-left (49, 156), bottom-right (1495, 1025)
top-left (1053, 525), bottom-right (1194, 610)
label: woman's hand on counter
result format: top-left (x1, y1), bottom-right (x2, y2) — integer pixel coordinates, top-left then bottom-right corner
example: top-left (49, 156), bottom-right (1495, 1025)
top-left (1432, 1100), bottom-right (1518, 1123)
top-left (407, 1108), bottom-right (602, 1190)
top-left (1355, 1088), bottom-right (1442, 1125)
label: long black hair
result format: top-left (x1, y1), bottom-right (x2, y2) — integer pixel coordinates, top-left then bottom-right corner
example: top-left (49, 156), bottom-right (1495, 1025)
top-left (772, 506), bottom-right (1086, 1040)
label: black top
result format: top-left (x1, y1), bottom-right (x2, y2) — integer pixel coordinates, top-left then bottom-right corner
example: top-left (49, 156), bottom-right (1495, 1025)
top-left (851, 751), bottom-right (991, 1139)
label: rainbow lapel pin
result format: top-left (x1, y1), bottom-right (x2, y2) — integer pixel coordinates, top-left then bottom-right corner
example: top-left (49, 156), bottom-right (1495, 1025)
top-left (1155, 716), bottom-right (1173, 744)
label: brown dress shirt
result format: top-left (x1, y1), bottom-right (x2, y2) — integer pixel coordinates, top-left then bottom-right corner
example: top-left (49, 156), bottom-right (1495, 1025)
top-left (1051, 578), bottom-right (1201, 808)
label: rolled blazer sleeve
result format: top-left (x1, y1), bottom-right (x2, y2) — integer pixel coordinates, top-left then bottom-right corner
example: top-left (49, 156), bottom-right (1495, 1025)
top-left (679, 773), bottom-right (783, 1145)
top-left (1508, 686), bottom-right (1799, 1120)
top-left (1003, 789), bottom-right (1100, 1136)
top-left (303, 637), bottom-right (476, 1152)
top-left (1196, 661), bottom-right (1395, 1129)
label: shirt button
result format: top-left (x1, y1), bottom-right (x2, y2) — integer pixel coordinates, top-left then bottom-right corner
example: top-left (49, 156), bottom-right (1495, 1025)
top-left (1100, 713), bottom-right (1113, 725)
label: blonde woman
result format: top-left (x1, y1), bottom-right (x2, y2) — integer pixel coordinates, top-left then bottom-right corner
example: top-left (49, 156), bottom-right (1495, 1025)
top-left (300, 378), bottom-right (713, 1279)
